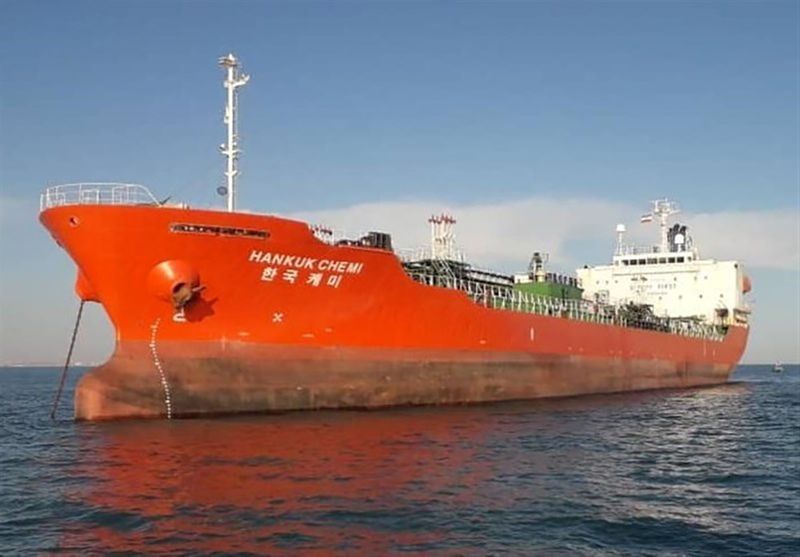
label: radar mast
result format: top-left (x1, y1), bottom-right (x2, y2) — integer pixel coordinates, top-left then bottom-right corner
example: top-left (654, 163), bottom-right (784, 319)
top-left (645, 199), bottom-right (680, 253)
top-left (218, 53), bottom-right (249, 212)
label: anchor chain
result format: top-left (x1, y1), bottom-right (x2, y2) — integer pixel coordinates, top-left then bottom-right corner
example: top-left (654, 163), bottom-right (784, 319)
top-left (50, 300), bottom-right (85, 420)
top-left (149, 318), bottom-right (173, 419)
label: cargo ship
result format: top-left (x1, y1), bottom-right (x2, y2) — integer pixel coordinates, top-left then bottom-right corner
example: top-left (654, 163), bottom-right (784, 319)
top-left (39, 55), bottom-right (750, 420)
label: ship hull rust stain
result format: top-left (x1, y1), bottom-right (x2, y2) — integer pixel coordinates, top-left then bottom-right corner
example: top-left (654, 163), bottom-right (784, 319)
top-left (75, 341), bottom-right (740, 420)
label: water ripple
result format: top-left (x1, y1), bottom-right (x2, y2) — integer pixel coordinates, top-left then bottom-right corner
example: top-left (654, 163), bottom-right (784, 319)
top-left (0, 365), bottom-right (797, 555)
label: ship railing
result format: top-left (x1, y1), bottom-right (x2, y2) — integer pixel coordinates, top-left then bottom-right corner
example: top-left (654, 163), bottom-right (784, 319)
top-left (617, 245), bottom-right (666, 256)
top-left (397, 247), bottom-right (466, 264)
top-left (616, 244), bottom-right (699, 257)
top-left (405, 270), bottom-right (726, 342)
top-left (40, 183), bottom-right (159, 211)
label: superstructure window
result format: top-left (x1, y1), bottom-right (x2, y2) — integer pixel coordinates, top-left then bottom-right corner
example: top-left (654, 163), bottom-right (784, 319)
top-left (170, 223), bottom-right (269, 239)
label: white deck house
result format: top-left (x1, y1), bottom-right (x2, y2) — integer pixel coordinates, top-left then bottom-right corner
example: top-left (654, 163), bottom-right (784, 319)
top-left (577, 200), bottom-right (750, 325)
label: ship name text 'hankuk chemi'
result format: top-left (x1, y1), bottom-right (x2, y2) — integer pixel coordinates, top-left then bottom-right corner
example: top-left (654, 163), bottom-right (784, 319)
top-left (248, 250), bottom-right (365, 274)
top-left (248, 250), bottom-right (365, 288)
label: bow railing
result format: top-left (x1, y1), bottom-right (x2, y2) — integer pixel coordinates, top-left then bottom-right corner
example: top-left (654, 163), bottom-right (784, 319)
top-left (40, 183), bottom-right (159, 211)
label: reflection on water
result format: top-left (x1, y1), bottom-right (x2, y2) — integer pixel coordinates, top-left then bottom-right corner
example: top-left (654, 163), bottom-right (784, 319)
top-left (63, 410), bottom-right (494, 553)
top-left (1, 366), bottom-right (798, 555)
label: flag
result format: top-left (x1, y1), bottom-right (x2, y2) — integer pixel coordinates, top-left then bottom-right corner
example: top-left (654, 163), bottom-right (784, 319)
top-left (640, 213), bottom-right (653, 223)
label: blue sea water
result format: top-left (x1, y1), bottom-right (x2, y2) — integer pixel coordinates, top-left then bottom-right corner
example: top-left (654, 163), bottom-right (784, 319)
top-left (0, 366), bottom-right (798, 555)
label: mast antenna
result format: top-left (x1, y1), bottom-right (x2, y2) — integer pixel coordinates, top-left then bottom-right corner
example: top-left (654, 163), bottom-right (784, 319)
top-left (645, 199), bottom-right (680, 253)
top-left (218, 53), bottom-right (249, 212)
top-left (428, 214), bottom-right (458, 260)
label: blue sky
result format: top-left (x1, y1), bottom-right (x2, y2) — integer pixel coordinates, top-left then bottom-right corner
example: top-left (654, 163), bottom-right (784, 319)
top-left (1, 0), bottom-right (798, 364)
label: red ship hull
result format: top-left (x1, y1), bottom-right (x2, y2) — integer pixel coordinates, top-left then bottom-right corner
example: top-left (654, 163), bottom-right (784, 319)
top-left (40, 204), bottom-right (749, 420)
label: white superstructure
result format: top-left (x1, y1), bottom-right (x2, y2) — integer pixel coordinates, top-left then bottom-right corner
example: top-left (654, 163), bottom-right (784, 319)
top-left (577, 199), bottom-right (751, 325)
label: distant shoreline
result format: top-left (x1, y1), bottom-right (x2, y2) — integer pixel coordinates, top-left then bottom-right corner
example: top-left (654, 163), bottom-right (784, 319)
top-left (0, 364), bottom-right (94, 370)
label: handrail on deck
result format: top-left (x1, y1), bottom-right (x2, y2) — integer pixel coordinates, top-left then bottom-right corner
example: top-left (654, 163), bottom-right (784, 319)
top-left (40, 183), bottom-right (159, 211)
top-left (405, 269), bottom-right (726, 342)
